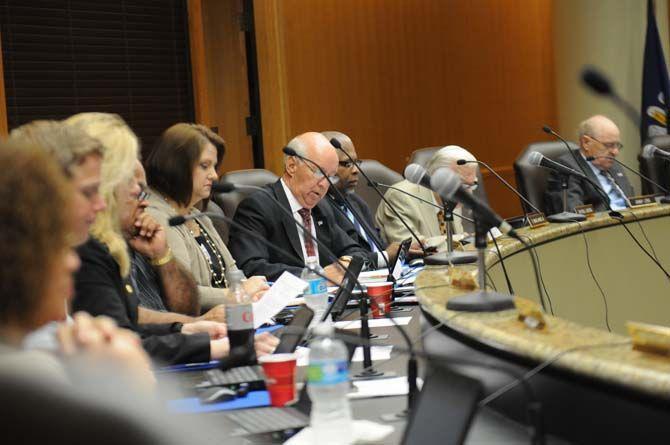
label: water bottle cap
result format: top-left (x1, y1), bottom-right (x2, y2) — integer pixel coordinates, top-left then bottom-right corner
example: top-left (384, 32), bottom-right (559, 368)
top-left (312, 322), bottom-right (335, 337)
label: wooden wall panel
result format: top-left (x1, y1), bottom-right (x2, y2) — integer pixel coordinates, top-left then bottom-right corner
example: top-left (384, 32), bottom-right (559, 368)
top-left (189, 0), bottom-right (254, 173)
top-left (255, 0), bottom-right (557, 217)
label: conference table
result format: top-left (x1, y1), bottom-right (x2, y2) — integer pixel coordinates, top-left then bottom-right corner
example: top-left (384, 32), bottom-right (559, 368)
top-left (416, 204), bottom-right (670, 444)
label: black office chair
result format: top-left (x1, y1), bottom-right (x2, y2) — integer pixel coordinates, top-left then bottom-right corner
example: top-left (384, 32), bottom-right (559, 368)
top-left (639, 134), bottom-right (670, 195)
top-left (514, 141), bottom-right (579, 214)
top-left (212, 169), bottom-right (279, 220)
top-left (353, 159), bottom-right (403, 216)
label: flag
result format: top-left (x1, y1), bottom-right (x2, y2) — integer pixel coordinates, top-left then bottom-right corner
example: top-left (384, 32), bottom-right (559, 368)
top-left (641, 0), bottom-right (670, 142)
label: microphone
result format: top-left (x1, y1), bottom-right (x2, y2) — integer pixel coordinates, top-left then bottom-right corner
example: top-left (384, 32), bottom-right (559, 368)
top-left (580, 66), bottom-right (641, 126)
top-left (210, 182), bottom-right (236, 194)
top-left (642, 144), bottom-right (670, 161)
top-left (373, 181), bottom-right (474, 222)
top-left (527, 151), bottom-right (587, 180)
top-left (282, 146), bottom-right (393, 276)
top-left (327, 139), bottom-right (428, 253)
top-left (429, 168), bottom-right (516, 237)
top-left (586, 154), bottom-right (670, 195)
top-left (404, 163), bottom-right (431, 189)
top-left (456, 159), bottom-right (542, 214)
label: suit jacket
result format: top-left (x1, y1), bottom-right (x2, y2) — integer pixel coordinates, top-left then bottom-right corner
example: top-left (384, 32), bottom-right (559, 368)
top-left (326, 191), bottom-right (387, 251)
top-left (375, 179), bottom-right (472, 244)
top-left (73, 239), bottom-right (211, 365)
top-left (145, 191), bottom-right (238, 311)
top-left (544, 153), bottom-right (634, 214)
top-left (228, 180), bottom-right (376, 281)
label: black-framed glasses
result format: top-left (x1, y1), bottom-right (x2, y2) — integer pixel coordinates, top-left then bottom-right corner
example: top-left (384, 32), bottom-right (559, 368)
top-left (587, 135), bottom-right (623, 151)
top-left (297, 157), bottom-right (340, 184)
top-left (338, 159), bottom-right (362, 169)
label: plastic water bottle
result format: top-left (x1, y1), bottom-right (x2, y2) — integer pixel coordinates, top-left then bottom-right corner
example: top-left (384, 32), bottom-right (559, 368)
top-left (307, 323), bottom-right (353, 444)
top-left (224, 269), bottom-right (255, 362)
top-left (301, 256), bottom-right (328, 324)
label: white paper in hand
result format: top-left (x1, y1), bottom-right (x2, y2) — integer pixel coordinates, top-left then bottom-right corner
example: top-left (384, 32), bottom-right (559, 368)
top-left (252, 272), bottom-right (307, 328)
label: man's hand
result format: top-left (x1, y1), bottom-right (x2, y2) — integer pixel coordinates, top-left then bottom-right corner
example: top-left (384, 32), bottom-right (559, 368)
top-left (324, 261), bottom-right (346, 285)
top-left (199, 304), bottom-right (226, 323)
top-left (242, 275), bottom-right (269, 302)
top-left (254, 332), bottom-right (280, 357)
top-left (127, 212), bottom-right (169, 261)
top-left (181, 320), bottom-right (227, 339)
top-left (408, 241), bottom-right (427, 259)
top-left (57, 312), bottom-right (155, 388)
top-left (384, 242), bottom-right (401, 265)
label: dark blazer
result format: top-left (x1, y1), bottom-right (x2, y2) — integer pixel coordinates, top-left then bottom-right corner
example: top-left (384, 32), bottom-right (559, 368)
top-left (545, 152), bottom-right (634, 214)
top-left (228, 180), bottom-right (377, 281)
top-left (326, 191), bottom-right (388, 251)
top-left (73, 239), bottom-right (211, 365)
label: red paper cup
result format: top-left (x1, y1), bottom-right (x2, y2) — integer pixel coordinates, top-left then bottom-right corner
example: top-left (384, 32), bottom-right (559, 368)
top-left (258, 353), bottom-right (298, 406)
top-left (366, 282), bottom-right (393, 318)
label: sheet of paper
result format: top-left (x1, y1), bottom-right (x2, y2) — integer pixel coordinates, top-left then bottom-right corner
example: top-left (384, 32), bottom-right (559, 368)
top-left (285, 420), bottom-right (394, 445)
top-left (333, 316), bottom-right (412, 330)
top-left (348, 376), bottom-right (423, 399)
top-left (252, 272), bottom-right (307, 328)
top-left (351, 345), bottom-right (393, 362)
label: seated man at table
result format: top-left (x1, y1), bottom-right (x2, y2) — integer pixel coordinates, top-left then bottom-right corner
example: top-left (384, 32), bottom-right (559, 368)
top-left (545, 115), bottom-right (634, 214)
top-left (375, 145), bottom-right (478, 245)
top-left (228, 132), bottom-right (378, 282)
top-left (321, 130), bottom-right (418, 266)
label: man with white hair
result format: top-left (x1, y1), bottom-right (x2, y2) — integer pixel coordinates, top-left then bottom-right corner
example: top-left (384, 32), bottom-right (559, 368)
top-left (375, 145), bottom-right (479, 245)
top-left (229, 132), bottom-right (378, 282)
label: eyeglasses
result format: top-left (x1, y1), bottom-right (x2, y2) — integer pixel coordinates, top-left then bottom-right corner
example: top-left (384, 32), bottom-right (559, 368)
top-left (297, 157), bottom-right (340, 184)
top-left (338, 159), bottom-right (362, 169)
top-left (587, 135), bottom-right (623, 151)
top-left (138, 184), bottom-right (150, 201)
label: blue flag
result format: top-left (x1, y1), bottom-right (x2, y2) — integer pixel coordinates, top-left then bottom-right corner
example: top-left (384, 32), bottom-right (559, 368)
top-left (641, 0), bottom-right (670, 142)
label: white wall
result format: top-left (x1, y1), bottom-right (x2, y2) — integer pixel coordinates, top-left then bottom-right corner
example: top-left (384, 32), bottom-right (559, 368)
top-left (554, 0), bottom-right (670, 191)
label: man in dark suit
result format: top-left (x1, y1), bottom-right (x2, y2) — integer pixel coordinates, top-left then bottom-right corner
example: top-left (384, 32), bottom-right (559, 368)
top-left (228, 132), bottom-right (378, 283)
top-left (545, 115), bottom-right (634, 214)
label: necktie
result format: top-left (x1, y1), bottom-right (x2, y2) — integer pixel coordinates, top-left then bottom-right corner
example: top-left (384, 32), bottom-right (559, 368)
top-left (297, 208), bottom-right (316, 258)
top-left (601, 170), bottom-right (631, 207)
top-left (437, 210), bottom-right (447, 235)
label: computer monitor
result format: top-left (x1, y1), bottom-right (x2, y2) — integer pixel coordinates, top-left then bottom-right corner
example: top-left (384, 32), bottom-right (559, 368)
top-left (322, 254), bottom-right (365, 322)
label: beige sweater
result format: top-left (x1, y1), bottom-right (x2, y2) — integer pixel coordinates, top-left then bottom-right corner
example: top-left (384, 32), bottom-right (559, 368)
top-left (146, 191), bottom-right (238, 311)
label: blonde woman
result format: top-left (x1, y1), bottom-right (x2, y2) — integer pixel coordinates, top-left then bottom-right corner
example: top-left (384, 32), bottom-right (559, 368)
top-left (67, 113), bottom-right (277, 364)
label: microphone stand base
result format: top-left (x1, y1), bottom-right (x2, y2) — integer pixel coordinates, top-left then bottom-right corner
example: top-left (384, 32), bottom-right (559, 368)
top-left (660, 196), bottom-right (670, 204)
top-left (547, 212), bottom-right (585, 223)
top-left (353, 368), bottom-right (388, 379)
top-left (424, 250), bottom-right (478, 265)
top-left (446, 290), bottom-right (515, 312)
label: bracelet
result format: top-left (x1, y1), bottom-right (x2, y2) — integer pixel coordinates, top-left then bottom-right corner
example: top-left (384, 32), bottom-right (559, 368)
top-left (150, 247), bottom-right (173, 266)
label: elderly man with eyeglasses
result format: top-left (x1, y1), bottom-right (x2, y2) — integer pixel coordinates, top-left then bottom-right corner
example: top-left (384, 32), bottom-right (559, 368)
top-left (545, 115), bottom-right (634, 214)
top-left (228, 132), bottom-right (378, 283)
top-left (375, 145), bottom-right (479, 247)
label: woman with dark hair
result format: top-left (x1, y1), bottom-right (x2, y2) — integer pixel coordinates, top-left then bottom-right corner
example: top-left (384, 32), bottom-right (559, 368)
top-left (145, 123), bottom-right (267, 310)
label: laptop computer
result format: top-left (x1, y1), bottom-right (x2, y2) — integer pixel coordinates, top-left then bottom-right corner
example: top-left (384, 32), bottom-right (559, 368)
top-left (196, 307), bottom-right (315, 390)
top-left (402, 362), bottom-right (483, 445)
top-left (322, 254), bottom-right (365, 322)
top-left (389, 237), bottom-right (412, 282)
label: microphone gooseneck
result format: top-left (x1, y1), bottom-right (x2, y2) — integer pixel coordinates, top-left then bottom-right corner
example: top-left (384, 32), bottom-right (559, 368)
top-left (326, 140), bottom-right (428, 252)
top-left (457, 159), bottom-right (541, 214)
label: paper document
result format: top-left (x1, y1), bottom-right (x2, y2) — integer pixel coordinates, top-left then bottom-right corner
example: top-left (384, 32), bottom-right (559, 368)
top-left (352, 345), bottom-right (393, 362)
top-left (252, 272), bottom-right (307, 328)
top-left (348, 376), bottom-right (423, 399)
top-left (333, 316), bottom-right (412, 330)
